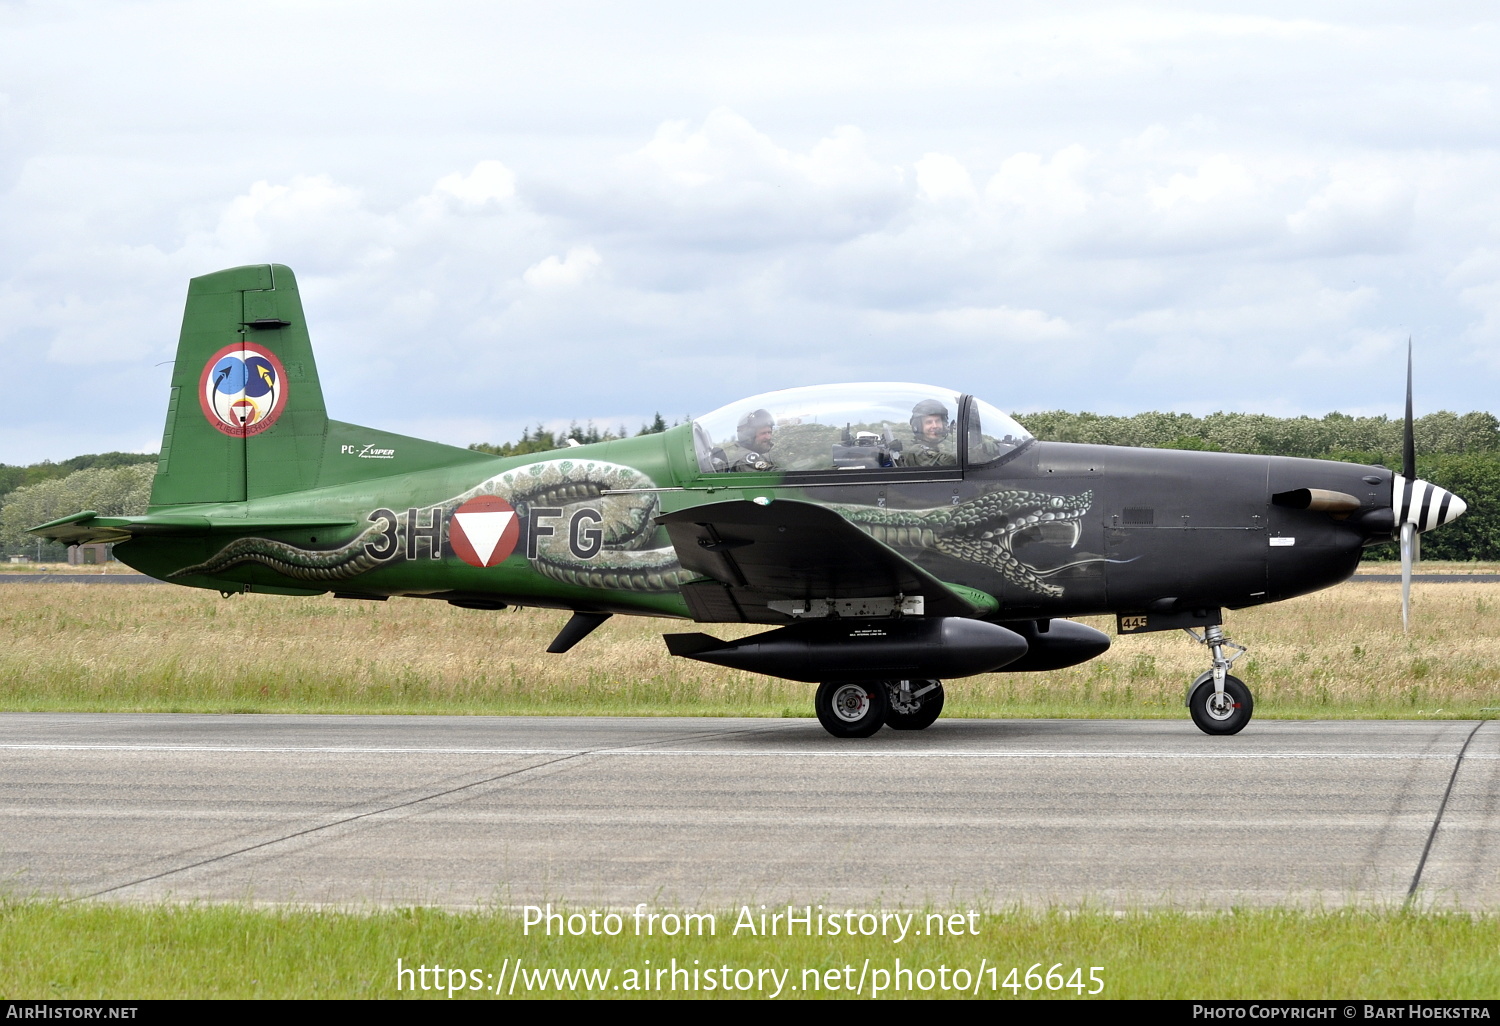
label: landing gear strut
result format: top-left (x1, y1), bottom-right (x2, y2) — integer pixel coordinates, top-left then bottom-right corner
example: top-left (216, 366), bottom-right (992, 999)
top-left (884, 680), bottom-right (945, 731)
top-left (1183, 624), bottom-right (1253, 735)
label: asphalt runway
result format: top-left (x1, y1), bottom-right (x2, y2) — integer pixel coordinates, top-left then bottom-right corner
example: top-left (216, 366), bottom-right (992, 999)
top-left (2, 714), bottom-right (1494, 909)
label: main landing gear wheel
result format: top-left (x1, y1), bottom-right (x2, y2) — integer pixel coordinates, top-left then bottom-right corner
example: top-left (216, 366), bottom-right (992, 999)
top-left (1189, 674), bottom-right (1254, 735)
top-left (884, 680), bottom-right (945, 730)
top-left (815, 680), bottom-right (888, 738)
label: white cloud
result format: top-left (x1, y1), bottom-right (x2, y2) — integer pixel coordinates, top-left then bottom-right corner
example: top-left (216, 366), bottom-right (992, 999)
top-left (915, 153), bottom-right (977, 204)
top-left (589, 108), bottom-right (906, 247)
top-left (432, 161), bottom-right (517, 207)
top-left (627, 108), bottom-right (891, 195)
top-left (1149, 154), bottom-right (1259, 211)
top-left (5, 5), bottom-right (1500, 460)
top-left (206, 176), bottom-right (372, 265)
top-left (1107, 283), bottom-right (1378, 338)
top-left (523, 246), bottom-right (602, 289)
top-left (1457, 278), bottom-right (1500, 359)
top-left (985, 146), bottom-right (1093, 218)
top-left (863, 303), bottom-right (1074, 342)
top-left (1288, 330), bottom-right (1404, 372)
top-left (1284, 166), bottom-right (1414, 255)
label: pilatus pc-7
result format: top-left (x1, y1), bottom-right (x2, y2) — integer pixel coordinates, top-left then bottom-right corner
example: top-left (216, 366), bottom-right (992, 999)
top-left (33, 265), bottom-right (1467, 738)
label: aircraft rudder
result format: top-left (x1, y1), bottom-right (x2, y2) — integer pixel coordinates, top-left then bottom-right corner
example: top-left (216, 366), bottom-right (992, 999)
top-left (150, 264), bottom-right (329, 507)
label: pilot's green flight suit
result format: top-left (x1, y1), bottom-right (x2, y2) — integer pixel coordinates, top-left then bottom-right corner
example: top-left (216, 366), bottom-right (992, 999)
top-left (714, 443), bottom-right (775, 472)
top-left (902, 438), bottom-right (958, 467)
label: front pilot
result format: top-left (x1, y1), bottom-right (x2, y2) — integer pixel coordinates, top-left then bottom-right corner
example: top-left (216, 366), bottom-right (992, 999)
top-left (718, 408), bottom-right (776, 471)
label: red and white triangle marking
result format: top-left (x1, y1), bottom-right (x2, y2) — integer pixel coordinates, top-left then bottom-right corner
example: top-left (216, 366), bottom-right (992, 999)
top-left (453, 510), bottom-right (515, 565)
top-left (448, 495), bottom-right (521, 568)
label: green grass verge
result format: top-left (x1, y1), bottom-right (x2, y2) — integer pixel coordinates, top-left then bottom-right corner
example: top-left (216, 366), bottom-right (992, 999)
top-left (2, 902), bottom-right (1496, 999)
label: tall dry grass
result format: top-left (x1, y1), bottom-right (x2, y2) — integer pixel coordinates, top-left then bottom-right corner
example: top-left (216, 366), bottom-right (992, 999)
top-left (1, 580), bottom-right (1496, 716)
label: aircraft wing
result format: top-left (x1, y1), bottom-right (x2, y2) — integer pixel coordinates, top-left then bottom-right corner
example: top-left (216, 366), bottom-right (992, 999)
top-left (657, 498), bottom-right (992, 623)
top-left (28, 510), bottom-right (359, 546)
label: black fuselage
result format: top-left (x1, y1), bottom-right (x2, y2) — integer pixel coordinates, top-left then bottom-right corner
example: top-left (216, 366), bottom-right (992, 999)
top-left (817, 441), bottom-right (1386, 622)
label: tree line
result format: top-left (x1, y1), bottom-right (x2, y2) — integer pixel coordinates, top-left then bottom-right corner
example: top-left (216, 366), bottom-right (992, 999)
top-left (2, 409), bottom-right (1495, 561)
top-left (1017, 409), bottom-right (1500, 463)
top-left (467, 413), bottom-right (674, 458)
top-left (0, 458), bottom-right (156, 560)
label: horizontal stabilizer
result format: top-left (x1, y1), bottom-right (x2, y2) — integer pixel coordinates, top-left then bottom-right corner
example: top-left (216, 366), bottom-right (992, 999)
top-left (30, 510), bottom-right (358, 546)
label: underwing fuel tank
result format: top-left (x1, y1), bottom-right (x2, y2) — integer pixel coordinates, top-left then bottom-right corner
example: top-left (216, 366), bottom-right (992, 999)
top-left (663, 617), bottom-right (1028, 683)
top-left (995, 619), bottom-right (1111, 673)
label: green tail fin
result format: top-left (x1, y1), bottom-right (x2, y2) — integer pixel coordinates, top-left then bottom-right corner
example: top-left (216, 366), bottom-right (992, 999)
top-left (150, 263), bottom-right (490, 509)
top-left (150, 264), bottom-right (328, 507)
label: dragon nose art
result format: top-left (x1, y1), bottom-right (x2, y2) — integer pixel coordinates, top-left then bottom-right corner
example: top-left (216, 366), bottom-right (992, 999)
top-left (1394, 477), bottom-right (1467, 533)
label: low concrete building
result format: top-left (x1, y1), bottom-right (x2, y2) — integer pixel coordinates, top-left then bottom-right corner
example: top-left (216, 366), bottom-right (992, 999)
top-left (67, 543), bottom-right (113, 565)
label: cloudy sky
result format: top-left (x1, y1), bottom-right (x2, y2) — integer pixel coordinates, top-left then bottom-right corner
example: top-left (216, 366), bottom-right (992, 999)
top-left (3, 1), bottom-right (1499, 463)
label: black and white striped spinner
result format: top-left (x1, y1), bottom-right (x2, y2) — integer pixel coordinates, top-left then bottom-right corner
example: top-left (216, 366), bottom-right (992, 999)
top-left (1393, 477), bottom-right (1467, 532)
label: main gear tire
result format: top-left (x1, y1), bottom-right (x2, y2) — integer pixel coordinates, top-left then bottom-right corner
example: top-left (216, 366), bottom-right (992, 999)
top-left (884, 680), bottom-right (944, 730)
top-left (1189, 674), bottom-right (1253, 735)
top-left (815, 680), bottom-right (888, 738)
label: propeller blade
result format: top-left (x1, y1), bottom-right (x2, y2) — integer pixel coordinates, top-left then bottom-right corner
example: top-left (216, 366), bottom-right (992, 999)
top-left (1402, 339), bottom-right (1416, 482)
top-left (1400, 520), bottom-right (1414, 632)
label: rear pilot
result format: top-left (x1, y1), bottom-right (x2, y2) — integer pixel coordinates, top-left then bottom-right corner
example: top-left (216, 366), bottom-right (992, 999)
top-left (904, 399), bottom-right (957, 467)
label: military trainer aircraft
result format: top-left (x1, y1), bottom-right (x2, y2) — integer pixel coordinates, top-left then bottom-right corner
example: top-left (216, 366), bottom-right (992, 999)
top-left (32, 264), bottom-right (1468, 738)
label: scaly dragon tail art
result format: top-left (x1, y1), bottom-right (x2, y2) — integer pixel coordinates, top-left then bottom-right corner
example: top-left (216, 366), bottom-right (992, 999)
top-left (169, 527), bottom-right (390, 582)
top-left (172, 463), bottom-right (1104, 599)
top-left (168, 459), bottom-right (689, 588)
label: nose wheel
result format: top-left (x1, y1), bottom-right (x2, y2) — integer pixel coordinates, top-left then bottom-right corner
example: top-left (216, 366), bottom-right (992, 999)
top-left (1188, 672), bottom-right (1253, 734)
top-left (1183, 624), bottom-right (1254, 735)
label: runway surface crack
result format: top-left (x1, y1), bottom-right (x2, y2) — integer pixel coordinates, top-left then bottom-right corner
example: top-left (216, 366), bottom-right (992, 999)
top-left (1405, 719), bottom-right (1487, 902)
top-left (69, 720), bottom-right (790, 901)
top-left (70, 753), bottom-right (587, 901)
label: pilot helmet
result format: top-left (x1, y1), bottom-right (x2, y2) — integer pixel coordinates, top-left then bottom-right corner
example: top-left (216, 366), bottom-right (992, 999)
top-left (736, 408), bottom-right (776, 450)
top-left (909, 399), bottom-right (950, 440)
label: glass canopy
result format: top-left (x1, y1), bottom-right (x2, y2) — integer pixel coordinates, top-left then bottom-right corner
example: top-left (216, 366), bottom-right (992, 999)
top-left (691, 383), bottom-right (1031, 474)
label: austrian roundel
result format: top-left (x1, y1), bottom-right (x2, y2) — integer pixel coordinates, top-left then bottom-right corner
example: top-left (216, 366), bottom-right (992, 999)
top-left (199, 341), bottom-right (288, 437)
top-left (449, 496), bottom-right (521, 568)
